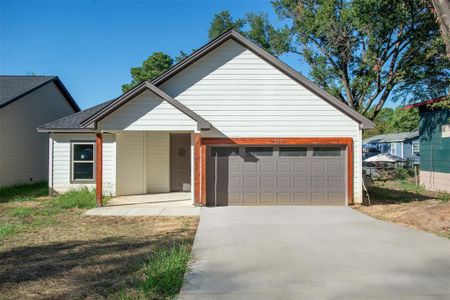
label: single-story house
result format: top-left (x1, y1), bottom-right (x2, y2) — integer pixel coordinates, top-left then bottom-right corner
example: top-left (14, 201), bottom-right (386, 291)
top-left (0, 76), bottom-right (80, 187)
top-left (405, 96), bottom-right (450, 192)
top-left (38, 30), bottom-right (374, 206)
top-left (363, 131), bottom-right (420, 162)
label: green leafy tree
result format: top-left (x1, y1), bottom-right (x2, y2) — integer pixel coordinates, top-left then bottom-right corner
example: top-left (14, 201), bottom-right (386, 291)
top-left (208, 11), bottom-right (290, 56)
top-left (271, 0), bottom-right (449, 119)
top-left (208, 11), bottom-right (246, 40)
top-left (122, 52), bottom-right (174, 92)
top-left (206, 1), bottom-right (446, 119)
top-left (388, 107), bottom-right (419, 132)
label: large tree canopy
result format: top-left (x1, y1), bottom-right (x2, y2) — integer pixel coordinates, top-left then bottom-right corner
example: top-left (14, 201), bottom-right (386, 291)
top-left (122, 52), bottom-right (173, 92)
top-left (209, 1), bottom-right (449, 120)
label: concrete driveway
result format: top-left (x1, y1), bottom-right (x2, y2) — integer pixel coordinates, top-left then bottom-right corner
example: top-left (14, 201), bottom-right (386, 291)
top-left (179, 207), bottom-right (450, 300)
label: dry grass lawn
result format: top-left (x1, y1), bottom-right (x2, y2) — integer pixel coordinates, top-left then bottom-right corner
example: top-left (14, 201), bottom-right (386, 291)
top-left (0, 187), bottom-right (199, 300)
top-left (355, 179), bottom-right (450, 239)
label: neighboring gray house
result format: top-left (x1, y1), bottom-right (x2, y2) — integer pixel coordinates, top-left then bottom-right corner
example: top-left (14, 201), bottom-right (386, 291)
top-left (38, 30), bottom-right (374, 206)
top-left (0, 76), bottom-right (80, 187)
top-left (363, 131), bottom-right (420, 162)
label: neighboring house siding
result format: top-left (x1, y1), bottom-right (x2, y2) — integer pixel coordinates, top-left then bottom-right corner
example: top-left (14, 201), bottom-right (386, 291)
top-left (51, 133), bottom-right (116, 195)
top-left (160, 39), bottom-right (362, 203)
top-left (98, 90), bottom-right (197, 131)
top-left (420, 108), bottom-right (450, 174)
top-left (403, 138), bottom-right (420, 162)
top-left (0, 82), bottom-right (76, 187)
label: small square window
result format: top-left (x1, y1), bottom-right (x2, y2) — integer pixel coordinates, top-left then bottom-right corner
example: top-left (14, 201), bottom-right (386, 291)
top-left (245, 147), bottom-right (273, 157)
top-left (313, 147), bottom-right (341, 157)
top-left (279, 147), bottom-right (307, 157)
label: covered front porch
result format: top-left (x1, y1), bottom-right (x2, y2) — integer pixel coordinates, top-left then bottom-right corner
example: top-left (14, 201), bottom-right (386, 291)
top-left (95, 130), bottom-right (202, 207)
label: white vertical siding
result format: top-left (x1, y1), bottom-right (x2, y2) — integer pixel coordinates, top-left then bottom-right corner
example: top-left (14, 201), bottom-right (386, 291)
top-left (0, 82), bottom-right (76, 186)
top-left (146, 132), bottom-right (170, 193)
top-left (98, 90), bottom-right (197, 131)
top-left (51, 133), bottom-right (116, 195)
top-left (161, 39), bottom-right (363, 203)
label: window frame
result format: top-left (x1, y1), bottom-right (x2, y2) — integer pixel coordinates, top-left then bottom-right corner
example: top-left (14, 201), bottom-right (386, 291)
top-left (412, 141), bottom-right (420, 155)
top-left (279, 146), bottom-right (308, 157)
top-left (71, 141), bottom-right (96, 183)
top-left (244, 146), bottom-right (274, 157)
top-left (312, 146), bottom-right (342, 157)
top-left (390, 143), bottom-right (397, 155)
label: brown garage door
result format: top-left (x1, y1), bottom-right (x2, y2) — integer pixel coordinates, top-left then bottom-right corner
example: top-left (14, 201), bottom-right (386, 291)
top-left (206, 145), bottom-right (346, 206)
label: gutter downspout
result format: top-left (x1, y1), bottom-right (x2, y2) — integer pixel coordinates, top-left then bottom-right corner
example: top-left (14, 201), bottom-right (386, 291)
top-left (48, 133), bottom-right (54, 196)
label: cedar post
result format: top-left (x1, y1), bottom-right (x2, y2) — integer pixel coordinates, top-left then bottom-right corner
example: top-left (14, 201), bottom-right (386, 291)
top-left (194, 133), bottom-right (201, 205)
top-left (96, 133), bottom-right (103, 207)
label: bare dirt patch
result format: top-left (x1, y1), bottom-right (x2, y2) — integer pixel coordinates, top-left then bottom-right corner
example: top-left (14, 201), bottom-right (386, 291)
top-left (0, 211), bottom-right (198, 299)
top-left (355, 180), bottom-right (450, 238)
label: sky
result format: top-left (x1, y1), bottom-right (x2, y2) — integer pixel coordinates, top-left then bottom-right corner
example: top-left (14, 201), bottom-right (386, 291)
top-left (1, 0), bottom-right (309, 109)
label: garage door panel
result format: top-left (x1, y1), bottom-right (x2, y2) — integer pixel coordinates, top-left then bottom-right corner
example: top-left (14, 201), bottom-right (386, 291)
top-left (261, 192), bottom-right (276, 204)
top-left (229, 161), bottom-right (241, 173)
top-left (243, 192), bottom-right (258, 204)
top-left (327, 161), bottom-right (344, 173)
top-left (294, 161), bottom-right (309, 173)
top-left (311, 161), bottom-right (326, 173)
top-left (278, 161), bottom-right (294, 172)
top-left (311, 192), bottom-right (327, 204)
top-left (294, 192), bottom-right (310, 205)
top-left (243, 161), bottom-right (258, 173)
top-left (328, 192), bottom-right (345, 205)
top-left (243, 176), bottom-right (258, 189)
top-left (294, 176), bottom-right (309, 189)
top-left (261, 161), bottom-right (276, 172)
top-left (261, 176), bottom-right (276, 191)
top-left (311, 176), bottom-right (326, 190)
top-left (277, 192), bottom-right (292, 204)
top-left (206, 145), bottom-right (346, 206)
top-left (277, 176), bottom-right (292, 189)
top-left (328, 176), bottom-right (344, 189)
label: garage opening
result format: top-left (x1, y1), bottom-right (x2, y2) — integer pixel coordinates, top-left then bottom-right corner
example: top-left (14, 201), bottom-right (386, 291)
top-left (206, 145), bottom-right (347, 206)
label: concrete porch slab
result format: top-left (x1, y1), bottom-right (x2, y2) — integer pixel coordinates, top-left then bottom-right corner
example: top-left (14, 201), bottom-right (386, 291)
top-left (84, 192), bottom-right (200, 216)
top-left (85, 206), bottom-right (200, 216)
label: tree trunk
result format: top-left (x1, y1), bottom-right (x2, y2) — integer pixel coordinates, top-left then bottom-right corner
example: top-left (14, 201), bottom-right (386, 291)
top-left (431, 0), bottom-right (450, 57)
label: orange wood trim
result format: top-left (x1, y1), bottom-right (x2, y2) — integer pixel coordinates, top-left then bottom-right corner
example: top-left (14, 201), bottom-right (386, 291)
top-left (95, 133), bottom-right (103, 207)
top-left (200, 137), bottom-right (354, 205)
top-left (194, 133), bottom-right (201, 205)
top-left (201, 137), bottom-right (352, 145)
top-left (201, 144), bottom-right (207, 205)
top-left (347, 139), bottom-right (354, 205)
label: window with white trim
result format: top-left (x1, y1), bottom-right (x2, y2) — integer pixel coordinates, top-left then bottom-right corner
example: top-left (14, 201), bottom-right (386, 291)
top-left (390, 143), bottom-right (397, 155)
top-left (72, 142), bottom-right (95, 181)
top-left (412, 142), bottom-right (420, 155)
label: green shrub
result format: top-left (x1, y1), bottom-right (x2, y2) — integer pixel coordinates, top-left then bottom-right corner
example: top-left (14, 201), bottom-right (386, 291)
top-left (141, 244), bottom-right (191, 298)
top-left (0, 182), bottom-right (48, 203)
top-left (438, 193), bottom-right (450, 203)
top-left (52, 188), bottom-right (97, 209)
top-left (395, 167), bottom-right (413, 180)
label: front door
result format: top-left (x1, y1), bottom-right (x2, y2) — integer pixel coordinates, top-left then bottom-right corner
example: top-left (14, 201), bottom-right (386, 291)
top-left (170, 134), bottom-right (191, 191)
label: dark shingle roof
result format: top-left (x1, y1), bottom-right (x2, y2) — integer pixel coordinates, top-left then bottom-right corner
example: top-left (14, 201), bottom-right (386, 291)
top-left (38, 99), bottom-right (115, 131)
top-left (0, 76), bottom-right (56, 107)
top-left (0, 75), bottom-right (80, 111)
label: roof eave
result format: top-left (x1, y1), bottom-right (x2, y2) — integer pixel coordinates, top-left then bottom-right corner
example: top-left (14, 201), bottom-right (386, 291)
top-left (151, 30), bottom-right (375, 129)
top-left (80, 82), bottom-right (212, 130)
